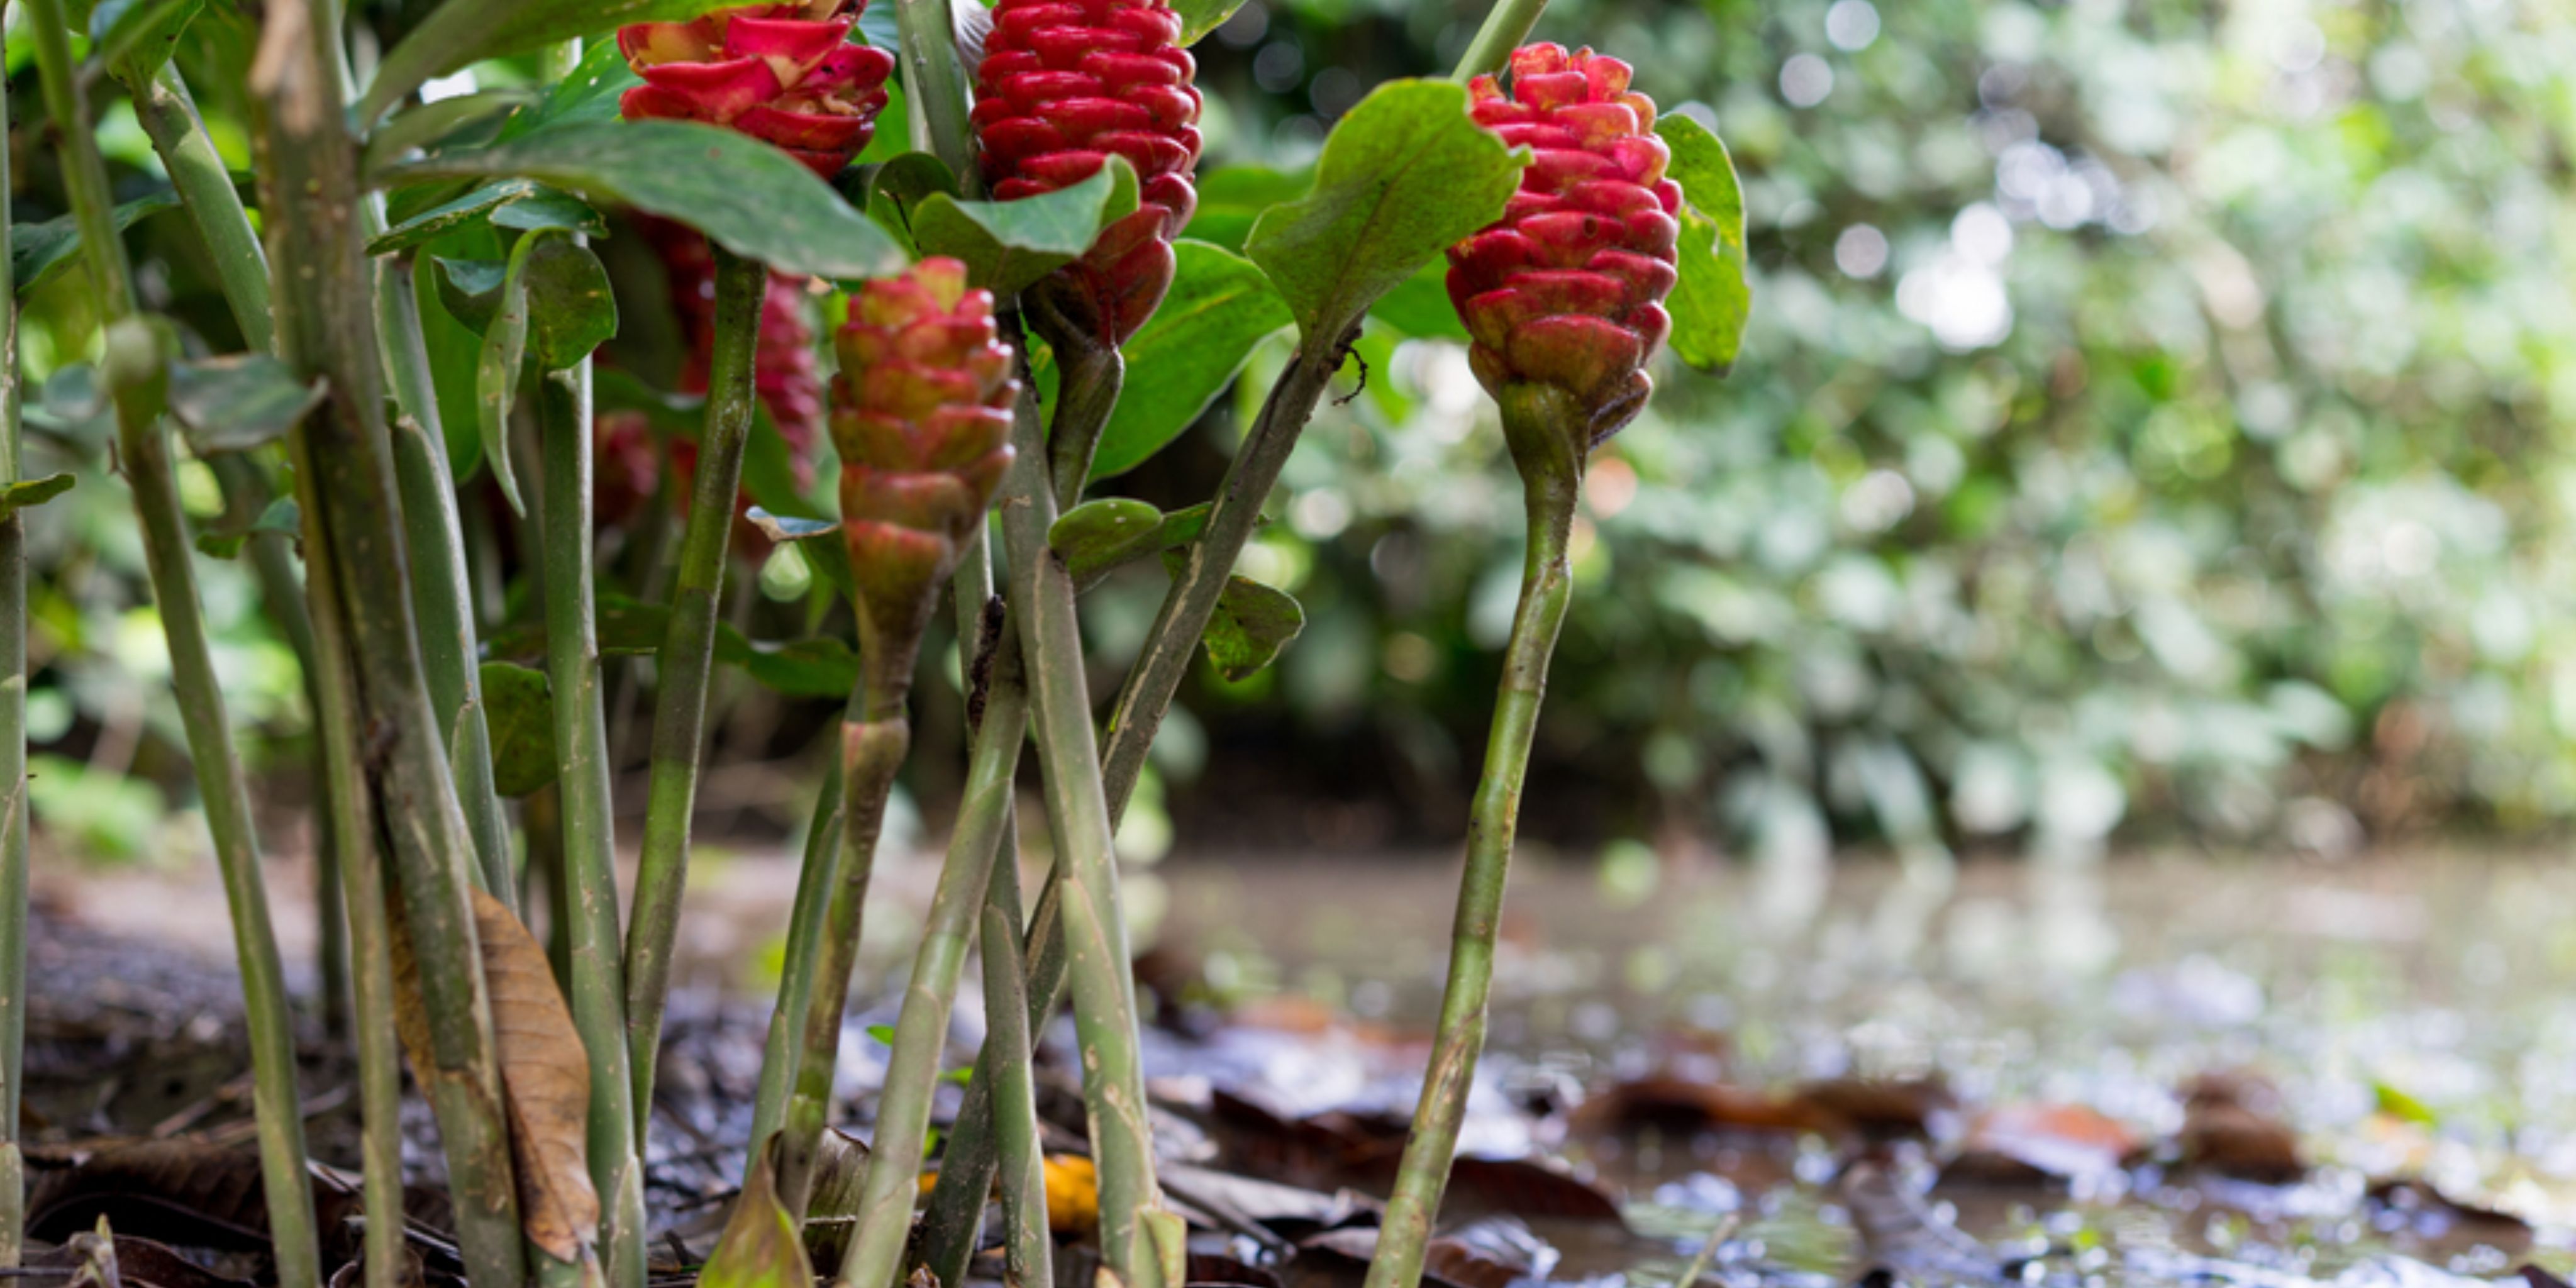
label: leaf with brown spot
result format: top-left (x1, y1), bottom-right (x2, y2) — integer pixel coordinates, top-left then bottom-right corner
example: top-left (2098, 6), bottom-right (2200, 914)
top-left (388, 889), bottom-right (599, 1260)
top-left (701, 1139), bottom-right (814, 1288)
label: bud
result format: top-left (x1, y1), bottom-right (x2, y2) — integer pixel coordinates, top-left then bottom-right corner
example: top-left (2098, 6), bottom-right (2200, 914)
top-left (619, 1), bottom-right (896, 177)
top-left (831, 258), bottom-right (1018, 668)
top-left (1448, 44), bottom-right (1680, 452)
top-left (972, 0), bottom-right (1203, 346)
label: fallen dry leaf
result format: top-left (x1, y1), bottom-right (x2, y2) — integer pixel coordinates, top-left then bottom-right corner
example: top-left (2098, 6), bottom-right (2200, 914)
top-left (1942, 1103), bottom-right (2140, 1189)
top-left (1567, 1077), bottom-right (1836, 1139)
top-left (2179, 1072), bottom-right (2305, 1182)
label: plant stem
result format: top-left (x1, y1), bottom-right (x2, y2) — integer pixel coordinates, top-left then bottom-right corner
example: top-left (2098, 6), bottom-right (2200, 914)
top-left (382, 258), bottom-right (517, 900)
top-left (123, 63), bottom-right (274, 352)
top-left (296, 455), bottom-right (410, 1288)
top-left (833, 575), bottom-right (1028, 1288)
top-left (0, 8), bottom-right (23, 1253)
top-left (976, 850), bottom-right (1053, 1288)
top-left (247, 0), bottom-right (528, 1280)
top-left (775, 710), bottom-right (913, 1218)
top-left (27, 10), bottom-right (322, 1288)
top-left (1361, 392), bottom-right (1580, 1288)
top-left (893, 0), bottom-right (975, 185)
top-left (1038, 330), bottom-right (1119, 510)
top-left (536, 366), bottom-right (647, 1288)
top-left (747, 696), bottom-right (851, 1153)
top-left (624, 247), bottom-right (765, 1132)
top-left (1450, 0), bottom-right (1551, 82)
top-left (991, 327), bottom-right (1162, 1288)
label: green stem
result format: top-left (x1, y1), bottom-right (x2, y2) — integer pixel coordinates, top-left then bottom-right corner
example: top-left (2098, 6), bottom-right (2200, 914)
top-left (624, 247), bottom-right (764, 1131)
top-left (536, 366), bottom-right (647, 1288)
top-left (1450, 0), bottom-right (1550, 82)
top-left (123, 63), bottom-right (274, 352)
top-left (893, 0), bottom-right (975, 188)
top-left (747, 697), bottom-right (853, 1153)
top-left (384, 256), bottom-right (516, 900)
top-left (27, 10), bottom-right (322, 1288)
top-left (775, 711), bottom-right (913, 1218)
top-left (0, 6), bottom-right (23, 1253)
top-left (1041, 336), bottom-right (1120, 511)
top-left (991, 327), bottom-right (1162, 1287)
top-left (247, 0), bottom-right (527, 1279)
top-left (297, 467), bottom-right (409, 1288)
top-left (976, 852), bottom-right (1052, 1288)
top-left (1361, 391), bottom-right (1580, 1288)
top-left (834, 580), bottom-right (1028, 1288)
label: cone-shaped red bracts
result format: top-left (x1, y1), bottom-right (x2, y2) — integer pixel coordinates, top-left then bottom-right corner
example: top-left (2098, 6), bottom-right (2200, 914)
top-left (620, 1), bottom-right (896, 176)
top-left (1449, 44), bottom-right (1680, 450)
top-left (972, 0), bottom-right (1204, 345)
top-left (831, 258), bottom-right (1018, 668)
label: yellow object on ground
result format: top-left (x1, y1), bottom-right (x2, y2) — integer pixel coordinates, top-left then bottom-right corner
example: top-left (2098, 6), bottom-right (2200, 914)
top-left (914, 1154), bottom-right (1099, 1235)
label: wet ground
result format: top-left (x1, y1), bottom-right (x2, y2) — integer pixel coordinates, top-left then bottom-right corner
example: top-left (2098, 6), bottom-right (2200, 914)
top-left (28, 843), bottom-right (2576, 1287)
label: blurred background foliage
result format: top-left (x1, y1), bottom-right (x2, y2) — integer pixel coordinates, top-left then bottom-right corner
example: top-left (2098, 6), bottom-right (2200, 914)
top-left (3, 0), bottom-right (2571, 872)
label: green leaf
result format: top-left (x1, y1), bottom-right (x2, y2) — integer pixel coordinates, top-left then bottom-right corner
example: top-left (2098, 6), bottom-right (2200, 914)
top-left (2373, 1080), bottom-right (2438, 1127)
top-left (1066, 502), bottom-right (1210, 591)
top-left (371, 180), bottom-right (601, 256)
top-left (1658, 114), bottom-right (1751, 375)
top-left (196, 494), bottom-right (298, 559)
top-left (415, 252), bottom-right (490, 479)
top-left (361, 0), bottom-right (751, 127)
top-left (857, 150), bottom-right (962, 252)
top-left (479, 661), bottom-right (558, 797)
top-left (434, 256), bottom-right (509, 333)
top-left (1245, 79), bottom-right (1525, 342)
top-left (166, 354), bottom-right (329, 454)
top-left (477, 237), bottom-right (540, 515)
top-left (91, 0), bottom-right (203, 80)
top-left (1184, 165), bottom-right (1308, 252)
top-left (1051, 498), bottom-right (1163, 566)
top-left (699, 1140), bottom-right (813, 1288)
top-left (738, 404), bottom-right (818, 519)
top-left (1201, 573), bottom-right (1304, 682)
top-left (363, 90), bottom-right (535, 174)
top-left (12, 189), bottom-right (178, 299)
top-left (865, 1023), bottom-right (897, 1045)
top-left (911, 157), bottom-right (1138, 296)
top-left (498, 40), bottom-right (640, 143)
top-left (1368, 258), bottom-right (1467, 341)
top-left (0, 474), bottom-right (76, 520)
top-left (1089, 241), bottom-right (1291, 480)
top-left (379, 121), bottom-right (909, 280)
top-left (713, 631), bottom-right (858, 699)
top-left (1167, 0), bottom-right (1252, 46)
top-left (522, 236), bottom-right (618, 370)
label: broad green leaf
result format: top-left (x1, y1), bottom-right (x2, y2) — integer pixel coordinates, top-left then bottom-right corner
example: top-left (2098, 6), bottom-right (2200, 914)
top-left (416, 252), bottom-right (490, 479)
top-left (12, 189), bottom-right (178, 299)
top-left (361, 0), bottom-right (750, 126)
top-left (1245, 80), bottom-right (1524, 342)
top-left (1090, 242), bottom-right (1291, 479)
top-left (1201, 573), bottom-right (1304, 682)
top-left (714, 633), bottom-right (858, 699)
top-left (1658, 114), bottom-right (1750, 375)
top-left (372, 180), bottom-right (599, 256)
top-left (477, 237), bottom-right (540, 515)
top-left (498, 40), bottom-right (640, 143)
top-left (166, 354), bottom-right (328, 454)
top-left (433, 256), bottom-right (510, 332)
top-left (0, 474), bottom-right (75, 520)
top-left (1183, 165), bottom-right (1307, 252)
top-left (523, 236), bottom-right (618, 370)
top-left (738, 404), bottom-right (818, 519)
top-left (1368, 258), bottom-right (1467, 341)
top-left (699, 1141), bottom-right (813, 1288)
top-left (1168, 0), bottom-right (1252, 45)
top-left (363, 90), bottom-right (535, 174)
top-left (480, 661), bottom-right (557, 797)
top-left (197, 494), bottom-right (298, 559)
top-left (859, 150), bottom-right (962, 252)
top-left (911, 157), bottom-right (1138, 296)
top-left (1067, 501), bottom-right (1211, 590)
top-left (380, 121), bottom-right (909, 280)
top-left (91, 0), bottom-right (203, 80)
top-left (1050, 499), bottom-right (1163, 566)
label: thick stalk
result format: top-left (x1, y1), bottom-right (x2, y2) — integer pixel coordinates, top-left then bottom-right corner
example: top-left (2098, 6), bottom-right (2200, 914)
top-left (247, 0), bottom-right (528, 1279)
top-left (1450, 0), bottom-right (1550, 82)
top-left (123, 63), bottom-right (274, 352)
top-left (893, 0), bottom-right (974, 182)
top-left (26, 10), bottom-right (322, 1288)
top-left (975, 853), bottom-right (1052, 1288)
top-left (0, 8), bottom-right (22, 1253)
top-left (536, 368), bottom-right (647, 1288)
top-left (1041, 338), bottom-right (1119, 509)
top-left (623, 247), bottom-right (764, 1129)
top-left (298, 474), bottom-right (409, 1288)
top-left (747, 703), bottom-right (851, 1153)
top-left (1362, 392), bottom-right (1580, 1288)
top-left (383, 258), bottom-right (516, 901)
top-left (991, 329), bottom-right (1161, 1285)
top-left (833, 612), bottom-right (1028, 1288)
top-left (775, 709), bottom-right (913, 1217)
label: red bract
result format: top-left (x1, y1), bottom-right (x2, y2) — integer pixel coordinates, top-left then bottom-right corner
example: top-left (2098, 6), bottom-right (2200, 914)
top-left (972, 0), bottom-right (1203, 346)
top-left (619, 0), bottom-right (896, 176)
top-left (1449, 43), bottom-right (1681, 448)
top-left (831, 258), bottom-right (1018, 627)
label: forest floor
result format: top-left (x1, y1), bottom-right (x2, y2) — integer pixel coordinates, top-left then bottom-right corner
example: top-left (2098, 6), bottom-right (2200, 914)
top-left (20, 839), bottom-right (2576, 1288)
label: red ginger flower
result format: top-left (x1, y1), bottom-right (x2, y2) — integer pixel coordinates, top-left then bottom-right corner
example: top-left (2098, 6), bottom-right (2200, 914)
top-left (619, 0), bottom-right (895, 176)
top-left (831, 258), bottom-right (1018, 645)
top-left (973, 0), bottom-right (1204, 346)
top-left (1449, 44), bottom-right (1681, 448)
